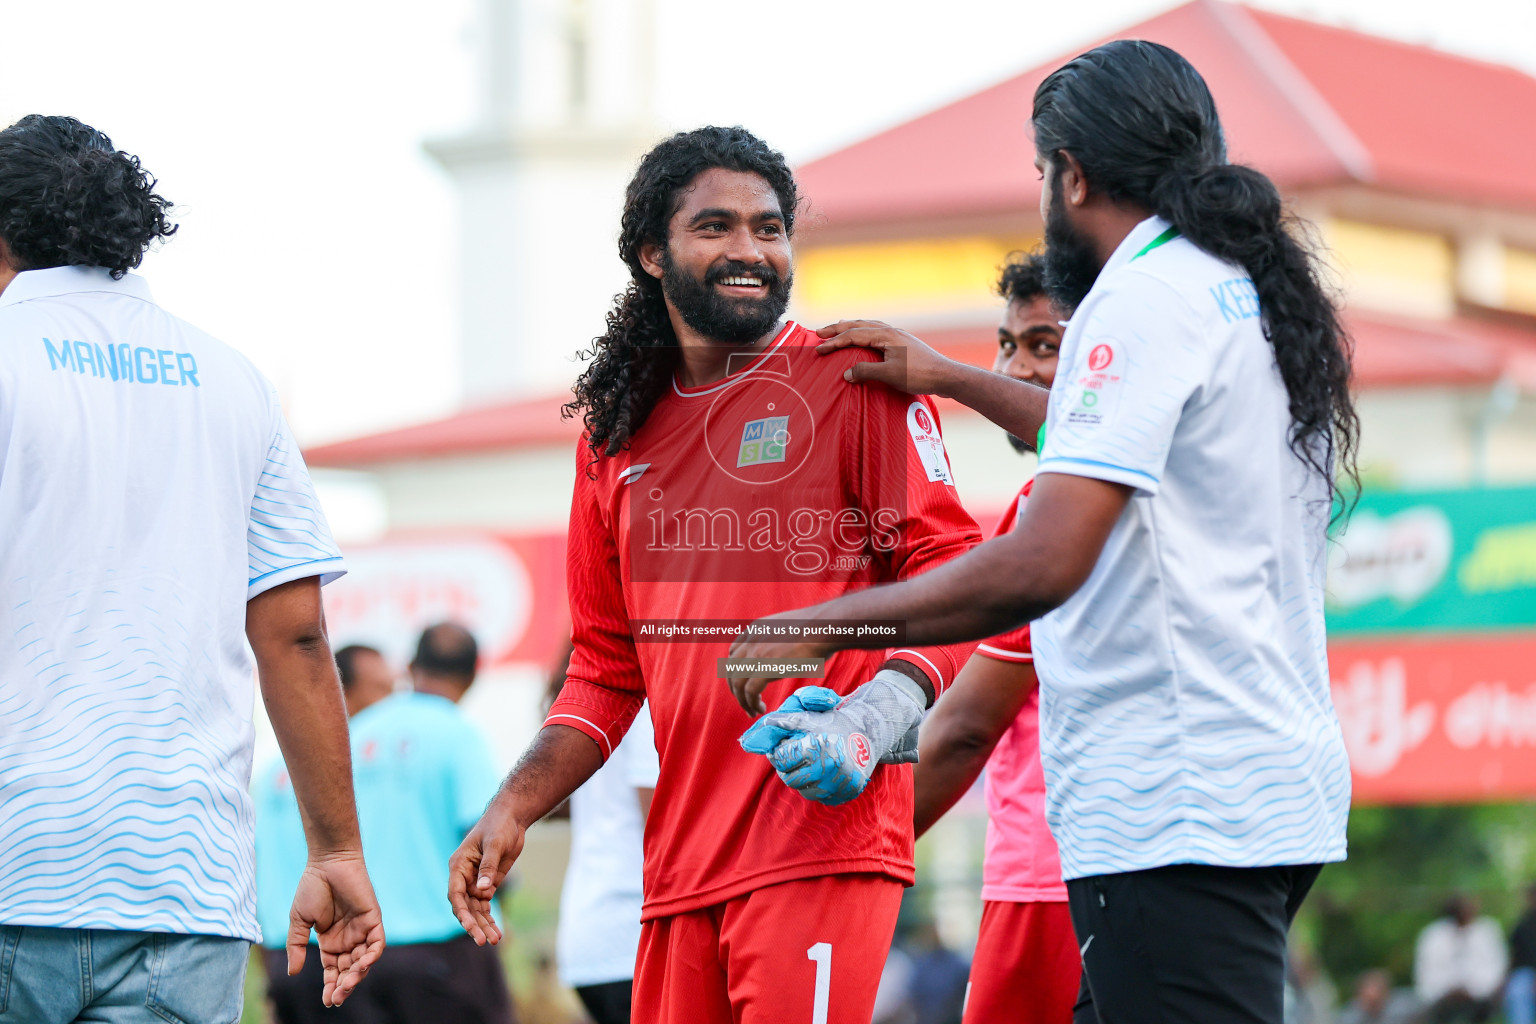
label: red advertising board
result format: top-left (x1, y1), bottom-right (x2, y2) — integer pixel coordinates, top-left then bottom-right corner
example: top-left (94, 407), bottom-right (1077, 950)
top-left (1331, 635), bottom-right (1536, 803)
top-left (322, 531), bottom-right (570, 671)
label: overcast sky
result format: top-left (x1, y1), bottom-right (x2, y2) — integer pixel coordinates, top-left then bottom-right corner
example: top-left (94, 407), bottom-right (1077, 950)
top-left (4, 0), bottom-right (1534, 444)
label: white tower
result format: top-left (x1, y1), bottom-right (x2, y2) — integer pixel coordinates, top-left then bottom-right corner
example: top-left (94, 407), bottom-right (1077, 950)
top-left (426, 0), bottom-right (658, 404)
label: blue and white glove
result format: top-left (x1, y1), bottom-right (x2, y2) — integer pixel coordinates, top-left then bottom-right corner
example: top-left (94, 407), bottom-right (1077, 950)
top-left (739, 669), bottom-right (928, 806)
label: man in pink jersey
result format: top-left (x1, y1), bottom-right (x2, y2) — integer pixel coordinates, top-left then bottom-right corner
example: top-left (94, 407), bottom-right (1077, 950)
top-left (911, 252), bottom-right (1079, 1024)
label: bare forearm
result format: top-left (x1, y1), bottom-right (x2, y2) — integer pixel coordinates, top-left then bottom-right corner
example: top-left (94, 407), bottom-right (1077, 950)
top-left (259, 645), bottom-right (361, 856)
top-left (808, 532), bottom-right (1057, 653)
top-left (912, 658), bottom-right (1034, 837)
top-left (491, 724), bottom-right (604, 829)
top-left (793, 477), bottom-right (1127, 657)
top-left (913, 736), bottom-right (994, 838)
top-left (937, 361), bottom-right (1050, 444)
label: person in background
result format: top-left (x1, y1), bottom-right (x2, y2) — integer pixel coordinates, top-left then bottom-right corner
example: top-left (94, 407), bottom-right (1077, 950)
top-left (1506, 883), bottom-right (1536, 1024)
top-left (872, 944), bottom-right (918, 1024)
top-left (257, 644), bottom-right (397, 1021)
top-left (1336, 970), bottom-right (1419, 1024)
top-left (1285, 946), bottom-right (1338, 1024)
top-left (912, 251), bottom-right (1078, 1024)
top-left (1414, 894), bottom-right (1507, 1023)
top-left (548, 643), bottom-right (660, 1024)
top-left (904, 921), bottom-right (971, 1024)
top-left (351, 623), bottom-right (514, 1023)
top-left (0, 113), bottom-right (382, 1022)
top-left (269, 624), bottom-right (514, 1024)
top-left (338, 643), bottom-right (398, 716)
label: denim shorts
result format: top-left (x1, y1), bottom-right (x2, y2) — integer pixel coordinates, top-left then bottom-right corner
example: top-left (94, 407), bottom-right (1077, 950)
top-left (0, 926), bottom-right (248, 1024)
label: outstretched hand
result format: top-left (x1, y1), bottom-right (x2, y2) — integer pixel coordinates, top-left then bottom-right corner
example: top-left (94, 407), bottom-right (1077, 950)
top-left (448, 796), bottom-right (526, 947)
top-left (726, 611), bottom-right (831, 715)
top-left (287, 853), bottom-right (385, 1008)
top-left (815, 320), bottom-right (959, 397)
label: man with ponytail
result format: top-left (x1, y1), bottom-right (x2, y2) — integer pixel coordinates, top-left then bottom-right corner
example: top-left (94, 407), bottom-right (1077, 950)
top-left (449, 126), bottom-right (983, 1024)
top-left (0, 116), bottom-right (384, 1020)
top-left (730, 42), bottom-right (1359, 1024)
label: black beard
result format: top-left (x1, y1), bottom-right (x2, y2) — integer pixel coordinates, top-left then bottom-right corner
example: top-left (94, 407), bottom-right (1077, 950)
top-left (1005, 430), bottom-right (1032, 454)
top-left (661, 254), bottom-right (792, 344)
top-left (1041, 183), bottom-right (1102, 312)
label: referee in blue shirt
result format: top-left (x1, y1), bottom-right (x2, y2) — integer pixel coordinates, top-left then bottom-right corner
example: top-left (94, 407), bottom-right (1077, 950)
top-left (732, 40), bottom-right (1359, 1024)
top-left (258, 625), bottom-right (513, 1024)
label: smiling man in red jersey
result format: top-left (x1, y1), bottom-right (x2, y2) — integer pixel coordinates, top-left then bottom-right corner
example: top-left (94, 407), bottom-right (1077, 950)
top-left (913, 252), bottom-right (1080, 1024)
top-left (447, 126), bottom-right (983, 1024)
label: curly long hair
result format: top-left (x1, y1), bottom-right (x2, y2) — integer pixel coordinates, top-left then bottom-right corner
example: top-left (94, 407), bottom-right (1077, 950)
top-left (565, 126), bottom-right (798, 460)
top-left (0, 115), bottom-right (176, 279)
top-left (1033, 41), bottom-right (1360, 509)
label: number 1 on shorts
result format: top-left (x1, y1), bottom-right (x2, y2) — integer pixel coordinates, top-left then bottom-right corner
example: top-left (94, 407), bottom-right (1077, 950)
top-left (807, 942), bottom-right (831, 1024)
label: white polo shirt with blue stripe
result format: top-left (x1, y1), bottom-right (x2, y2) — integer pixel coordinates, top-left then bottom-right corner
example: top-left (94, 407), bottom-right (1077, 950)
top-left (1031, 216), bottom-right (1350, 880)
top-left (0, 266), bottom-right (344, 940)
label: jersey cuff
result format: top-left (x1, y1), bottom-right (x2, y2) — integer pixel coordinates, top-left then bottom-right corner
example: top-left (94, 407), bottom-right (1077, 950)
top-left (1035, 457), bottom-right (1160, 496)
top-left (975, 643), bottom-right (1033, 663)
top-left (547, 680), bottom-right (644, 763)
top-left (890, 649), bottom-right (943, 689)
top-left (246, 556), bottom-right (347, 601)
top-left (544, 712), bottom-right (617, 760)
top-left (890, 641), bottom-right (978, 698)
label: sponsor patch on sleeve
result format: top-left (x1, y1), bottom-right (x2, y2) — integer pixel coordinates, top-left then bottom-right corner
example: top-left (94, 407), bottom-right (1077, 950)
top-left (1064, 342), bottom-right (1123, 428)
top-left (906, 401), bottom-right (955, 485)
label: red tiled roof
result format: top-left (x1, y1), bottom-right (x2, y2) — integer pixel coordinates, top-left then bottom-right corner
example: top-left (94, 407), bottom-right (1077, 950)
top-left (305, 311), bottom-right (1536, 466)
top-left (305, 393), bottom-right (580, 466)
top-left (1252, 8), bottom-right (1536, 213)
top-left (1347, 310), bottom-right (1536, 389)
top-left (927, 310), bottom-right (1536, 390)
top-left (795, 0), bottom-right (1536, 230)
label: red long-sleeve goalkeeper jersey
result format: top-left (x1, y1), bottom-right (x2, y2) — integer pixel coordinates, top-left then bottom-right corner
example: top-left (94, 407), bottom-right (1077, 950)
top-left (548, 321), bottom-right (983, 920)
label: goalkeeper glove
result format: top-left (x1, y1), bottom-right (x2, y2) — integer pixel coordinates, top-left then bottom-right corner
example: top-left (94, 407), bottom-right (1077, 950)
top-left (738, 669), bottom-right (927, 806)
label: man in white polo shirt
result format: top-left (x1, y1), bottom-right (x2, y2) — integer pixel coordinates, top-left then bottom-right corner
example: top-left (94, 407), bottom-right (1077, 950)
top-left (0, 115), bottom-right (384, 1022)
top-left (731, 41), bottom-right (1358, 1024)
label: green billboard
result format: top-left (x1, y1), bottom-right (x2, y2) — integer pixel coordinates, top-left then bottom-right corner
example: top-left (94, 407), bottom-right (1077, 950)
top-left (1326, 485), bottom-right (1536, 635)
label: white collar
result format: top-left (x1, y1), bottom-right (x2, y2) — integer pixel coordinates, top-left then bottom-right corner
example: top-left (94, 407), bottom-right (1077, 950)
top-left (0, 266), bottom-right (155, 310)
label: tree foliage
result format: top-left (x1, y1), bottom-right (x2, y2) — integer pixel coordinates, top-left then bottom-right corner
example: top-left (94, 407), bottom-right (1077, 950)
top-left (1295, 803), bottom-right (1536, 989)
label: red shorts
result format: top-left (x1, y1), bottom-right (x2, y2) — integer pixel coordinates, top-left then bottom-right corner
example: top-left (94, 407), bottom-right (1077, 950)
top-left (633, 873), bottom-right (903, 1024)
top-left (963, 900), bottom-right (1080, 1024)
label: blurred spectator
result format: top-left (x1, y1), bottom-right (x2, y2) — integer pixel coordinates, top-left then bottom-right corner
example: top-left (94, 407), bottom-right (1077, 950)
top-left (257, 626), bottom-right (515, 1023)
top-left (254, 643), bottom-right (394, 1019)
top-left (1286, 945), bottom-right (1338, 1024)
top-left (337, 643), bottom-right (396, 715)
top-left (872, 944), bottom-right (916, 1024)
top-left (1507, 883), bottom-right (1536, 1024)
top-left (1337, 970), bottom-right (1418, 1024)
top-left (1414, 894), bottom-right (1507, 1023)
top-left (549, 641), bottom-right (660, 1024)
top-left (905, 922), bottom-right (970, 1024)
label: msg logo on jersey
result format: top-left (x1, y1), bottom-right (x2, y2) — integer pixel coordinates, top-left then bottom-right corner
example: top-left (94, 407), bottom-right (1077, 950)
top-left (737, 415), bottom-right (790, 468)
